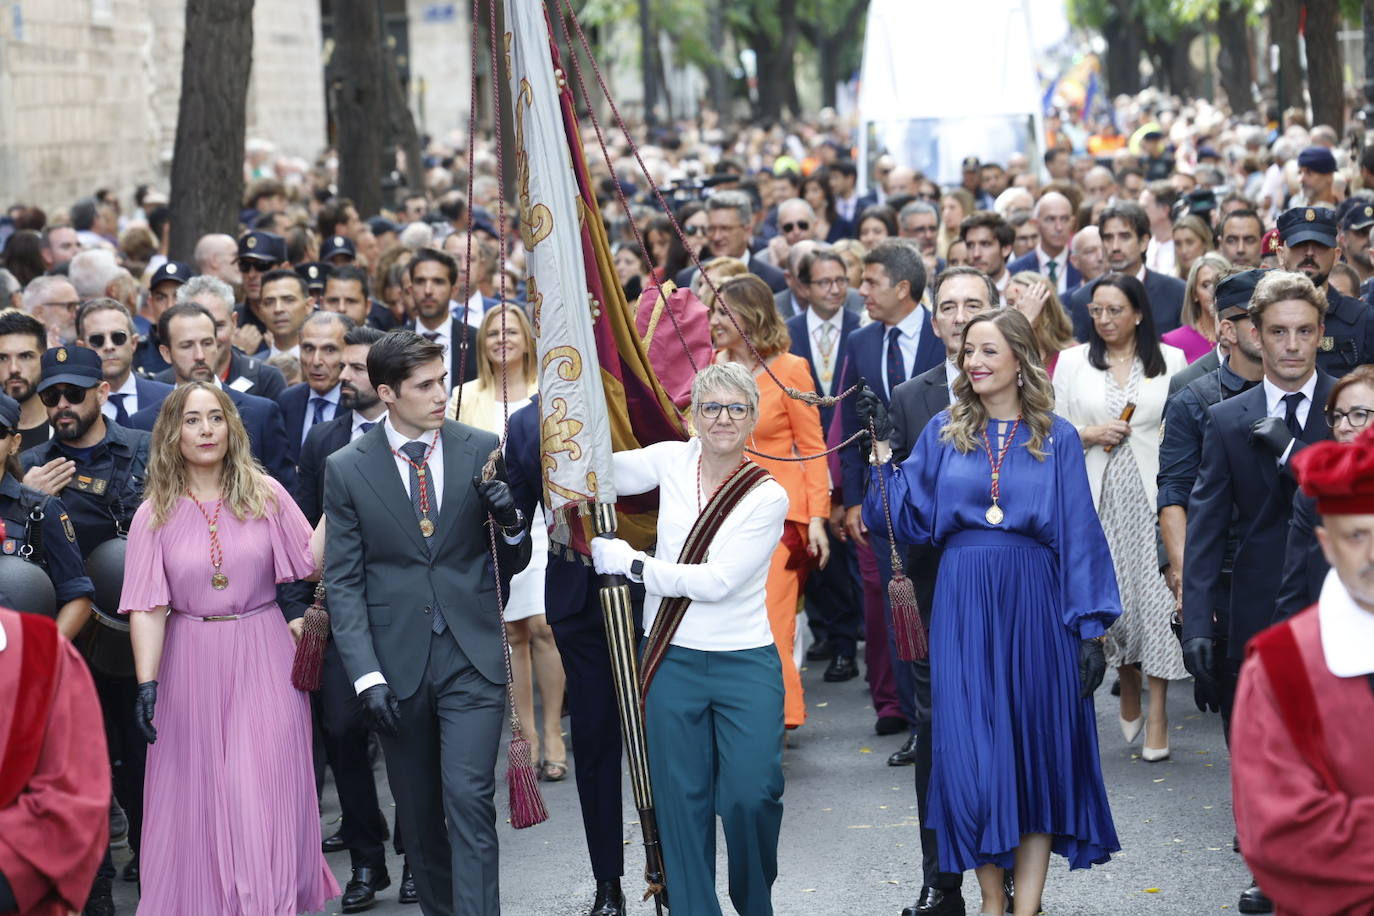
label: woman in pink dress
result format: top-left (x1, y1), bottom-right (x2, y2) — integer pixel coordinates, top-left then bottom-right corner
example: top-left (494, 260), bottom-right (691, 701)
top-left (1162, 251), bottom-right (1230, 363)
top-left (119, 382), bottom-right (339, 915)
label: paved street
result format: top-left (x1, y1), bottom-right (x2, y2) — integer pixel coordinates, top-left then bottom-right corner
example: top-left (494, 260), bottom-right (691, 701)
top-left (112, 651), bottom-right (1252, 915)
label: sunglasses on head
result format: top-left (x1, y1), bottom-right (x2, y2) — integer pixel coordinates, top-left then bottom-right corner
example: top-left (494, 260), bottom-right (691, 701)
top-left (238, 259), bottom-right (278, 273)
top-left (86, 331), bottom-right (129, 348)
top-left (39, 384), bottom-right (92, 407)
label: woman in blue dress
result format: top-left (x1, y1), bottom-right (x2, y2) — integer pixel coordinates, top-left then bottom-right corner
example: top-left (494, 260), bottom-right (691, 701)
top-left (861, 308), bottom-right (1121, 916)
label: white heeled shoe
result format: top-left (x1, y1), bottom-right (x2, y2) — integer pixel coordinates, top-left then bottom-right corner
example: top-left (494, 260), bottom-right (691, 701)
top-left (1118, 713), bottom-right (1143, 743)
top-left (1142, 743), bottom-right (1170, 762)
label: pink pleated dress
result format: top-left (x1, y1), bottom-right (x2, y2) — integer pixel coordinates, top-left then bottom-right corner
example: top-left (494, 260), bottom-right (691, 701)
top-left (119, 478), bottom-right (339, 915)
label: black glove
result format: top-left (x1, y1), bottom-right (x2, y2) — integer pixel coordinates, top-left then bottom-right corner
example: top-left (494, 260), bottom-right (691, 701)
top-left (473, 477), bottom-right (520, 529)
top-left (359, 684), bottom-right (401, 737)
top-left (1249, 416), bottom-right (1294, 458)
top-left (856, 384), bottom-right (893, 442)
top-left (1078, 639), bottom-right (1106, 699)
top-left (1182, 636), bottom-right (1220, 713)
top-left (134, 680), bottom-right (158, 745)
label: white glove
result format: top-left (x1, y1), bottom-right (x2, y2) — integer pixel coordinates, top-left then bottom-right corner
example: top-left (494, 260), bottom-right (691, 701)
top-left (591, 537), bottom-right (640, 577)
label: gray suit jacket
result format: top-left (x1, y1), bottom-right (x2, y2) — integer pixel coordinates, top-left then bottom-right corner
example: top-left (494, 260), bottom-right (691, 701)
top-left (888, 361), bottom-right (951, 464)
top-left (324, 420), bottom-right (531, 699)
top-left (774, 286), bottom-right (864, 320)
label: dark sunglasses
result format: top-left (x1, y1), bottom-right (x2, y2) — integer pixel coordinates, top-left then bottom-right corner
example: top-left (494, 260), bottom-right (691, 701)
top-left (86, 331), bottom-right (129, 348)
top-left (683, 225), bottom-right (708, 236)
top-left (781, 221), bottom-right (811, 233)
top-left (237, 259), bottom-right (278, 273)
top-left (39, 384), bottom-right (91, 407)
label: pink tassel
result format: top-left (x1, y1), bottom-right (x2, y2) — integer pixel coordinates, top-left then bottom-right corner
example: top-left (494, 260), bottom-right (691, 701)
top-left (889, 572), bottom-right (928, 661)
top-left (290, 592), bottom-right (330, 692)
top-left (506, 733), bottom-right (549, 829)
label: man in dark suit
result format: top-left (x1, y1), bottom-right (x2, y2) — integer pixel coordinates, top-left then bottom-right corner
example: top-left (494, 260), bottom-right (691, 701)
top-left (1181, 269), bottom-right (1334, 913)
top-left (405, 248), bottom-right (479, 393)
top-left (278, 312), bottom-right (350, 467)
top-left (785, 248), bottom-right (864, 682)
top-left (325, 332), bottom-right (530, 916)
top-left (504, 397), bottom-right (631, 916)
top-left (829, 159), bottom-right (876, 238)
top-left (1005, 191), bottom-right (1080, 296)
top-left (885, 265), bottom-right (997, 916)
top-left (75, 299), bottom-right (172, 424)
top-left (127, 303), bottom-right (295, 490)
top-left (774, 242), bottom-right (864, 320)
top-left (674, 190), bottom-right (788, 293)
top-left (155, 274), bottom-right (289, 401)
top-left (838, 240), bottom-right (943, 744)
top-left (1066, 201), bottom-right (1185, 340)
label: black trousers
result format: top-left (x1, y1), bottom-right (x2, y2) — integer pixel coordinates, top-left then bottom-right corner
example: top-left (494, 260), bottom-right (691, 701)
top-left (313, 641), bottom-right (389, 871)
top-left (548, 581), bottom-right (634, 882)
top-left (93, 671), bottom-right (146, 863)
top-left (802, 536), bottom-right (862, 659)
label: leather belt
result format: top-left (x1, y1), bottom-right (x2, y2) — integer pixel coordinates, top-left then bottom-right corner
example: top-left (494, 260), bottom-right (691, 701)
top-left (170, 604), bottom-right (275, 623)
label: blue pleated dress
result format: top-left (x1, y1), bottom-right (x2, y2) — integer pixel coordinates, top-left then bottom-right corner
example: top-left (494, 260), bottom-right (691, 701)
top-left (864, 412), bottom-right (1122, 873)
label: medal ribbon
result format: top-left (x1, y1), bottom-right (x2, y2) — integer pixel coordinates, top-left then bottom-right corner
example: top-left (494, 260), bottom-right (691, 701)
top-left (392, 430), bottom-right (441, 535)
top-left (982, 415), bottom-right (1022, 512)
top-left (188, 493), bottom-right (226, 585)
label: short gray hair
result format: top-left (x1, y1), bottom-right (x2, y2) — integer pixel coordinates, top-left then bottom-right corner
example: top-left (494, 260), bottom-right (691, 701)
top-left (707, 189), bottom-right (753, 224)
top-left (898, 200), bottom-right (937, 225)
top-left (67, 248), bottom-right (119, 299)
top-left (21, 274), bottom-right (77, 311)
top-left (177, 274), bottom-right (235, 311)
top-left (691, 362), bottom-right (760, 416)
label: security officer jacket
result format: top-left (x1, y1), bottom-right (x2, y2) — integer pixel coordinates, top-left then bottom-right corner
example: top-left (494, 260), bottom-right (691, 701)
top-left (1157, 357), bottom-right (1258, 513)
top-left (19, 420), bottom-right (150, 557)
top-left (0, 474), bottom-right (94, 604)
top-left (1316, 287), bottom-right (1374, 378)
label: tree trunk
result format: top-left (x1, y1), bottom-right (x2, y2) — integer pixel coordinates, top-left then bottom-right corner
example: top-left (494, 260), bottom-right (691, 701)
top-left (1272, 0), bottom-right (1304, 113)
top-left (332, 0), bottom-right (387, 217)
top-left (1216, 0), bottom-right (1254, 114)
top-left (1101, 8), bottom-right (1142, 97)
top-left (707, 0), bottom-right (730, 116)
top-left (381, 38), bottom-right (424, 197)
top-left (1168, 29), bottom-right (1203, 99)
top-left (168, 0), bottom-right (253, 262)
top-left (1304, 0), bottom-right (1345, 130)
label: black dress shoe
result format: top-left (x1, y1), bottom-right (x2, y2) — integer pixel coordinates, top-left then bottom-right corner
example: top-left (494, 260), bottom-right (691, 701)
top-left (875, 715), bottom-right (908, 736)
top-left (824, 655), bottom-right (859, 682)
top-left (589, 879), bottom-right (626, 916)
top-left (888, 733), bottom-right (919, 766)
top-left (806, 639), bottom-right (833, 661)
top-left (1110, 676), bottom-right (1121, 696)
top-left (398, 863), bottom-right (418, 904)
top-left (1237, 882), bottom-right (1273, 913)
top-left (82, 876), bottom-right (115, 916)
top-left (322, 829), bottom-right (346, 854)
top-left (121, 853), bottom-right (139, 882)
top-left (341, 866), bottom-right (392, 913)
top-left (900, 885), bottom-right (966, 916)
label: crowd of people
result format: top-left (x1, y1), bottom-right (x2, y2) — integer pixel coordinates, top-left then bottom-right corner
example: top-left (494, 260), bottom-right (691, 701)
top-left (2, 87), bottom-right (1374, 916)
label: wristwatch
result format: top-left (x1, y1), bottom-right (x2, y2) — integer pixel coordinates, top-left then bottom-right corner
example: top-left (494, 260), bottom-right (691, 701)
top-left (630, 557), bottom-right (645, 581)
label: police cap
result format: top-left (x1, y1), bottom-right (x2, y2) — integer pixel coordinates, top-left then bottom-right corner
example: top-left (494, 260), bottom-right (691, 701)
top-left (1297, 146), bottom-right (1337, 174)
top-left (38, 346), bottom-right (103, 392)
top-left (295, 261), bottom-right (330, 293)
top-left (150, 260), bottom-right (192, 288)
top-left (237, 230), bottom-right (287, 264)
top-left (1276, 206), bottom-right (1337, 248)
top-left (322, 235), bottom-right (356, 263)
top-left (1213, 268), bottom-right (1266, 319)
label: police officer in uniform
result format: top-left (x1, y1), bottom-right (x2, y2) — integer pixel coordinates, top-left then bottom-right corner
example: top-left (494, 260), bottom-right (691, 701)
top-left (1274, 205), bottom-right (1374, 377)
top-left (19, 345), bottom-right (151, 899)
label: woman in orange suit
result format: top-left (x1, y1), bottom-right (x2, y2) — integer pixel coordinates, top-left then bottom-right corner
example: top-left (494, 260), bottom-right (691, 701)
top-left (708, 274), bottom-right (830, 729)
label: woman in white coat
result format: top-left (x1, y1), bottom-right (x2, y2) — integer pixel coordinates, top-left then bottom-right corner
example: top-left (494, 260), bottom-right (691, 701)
top-left (1053, 273), bottom-right (1187, 761)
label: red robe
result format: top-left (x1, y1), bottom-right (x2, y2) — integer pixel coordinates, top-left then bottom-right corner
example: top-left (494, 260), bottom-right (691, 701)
top-left (1232, 600), bottom-right (1374, 915)
top-left (0, 609), bottom-right (109, 916)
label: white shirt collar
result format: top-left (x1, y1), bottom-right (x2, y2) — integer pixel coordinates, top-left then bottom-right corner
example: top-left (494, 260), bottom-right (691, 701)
top-left (352, 409), bottom-right (387, 439)
top-left (114, 373), bottom-right (138, 397)
top-left (269, 343), bottom-right (300, 360)
top-left (1134, 264), bottom-right (1148, 283)
top-left (307, 383), bottom-right (342, 406)
top-left (1318, 569), bottom-right (1374, 677)
top-left (890, 306), bottom-right (924, 337)
top-left (417, 317), bottom-right (451, 344)
top-left (1262, 371), bottom-right (1318, 414)
top-left (944, 358), bottom-right (960, 401)
top-left (1035, 245), bottom-right (1064, 267)
top-left (384, 416), bottom-right (441, 454)
top-left (806, 307), bottom-right (842, 331)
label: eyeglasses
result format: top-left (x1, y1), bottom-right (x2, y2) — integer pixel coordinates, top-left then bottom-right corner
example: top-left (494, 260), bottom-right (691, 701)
top-left (683, 225), bottom-right (708, 237)
top-left (39, 384), bottom-right (91, 407)
top-left (809, 277), bottom-right (847, 290)
top-left (781, 221), bottom-right (811, 233)
top-left (86, 331), bottom-right (130, 348)
top-left (699, 401), bottom-right (751, 420)
top-left (1087, 305), bottom-right (1130, 321)
top-left (44, 300), bottom-right (81, 313)
top-left (237, 259), bottom-right (278, 273)
top-left (1326, 406), bottom-right (1372, 429)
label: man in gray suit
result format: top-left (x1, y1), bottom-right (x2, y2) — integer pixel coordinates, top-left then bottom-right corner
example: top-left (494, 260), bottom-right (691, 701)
top-left (324, 331), bottom-right (531, 916)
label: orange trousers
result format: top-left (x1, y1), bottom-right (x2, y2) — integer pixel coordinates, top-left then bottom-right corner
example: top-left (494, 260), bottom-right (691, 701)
top-left (765, 538), bottom-right (808, 728)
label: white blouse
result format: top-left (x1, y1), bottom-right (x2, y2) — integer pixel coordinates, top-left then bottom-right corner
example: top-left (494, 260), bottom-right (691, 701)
top-left (613, 438), bottom-right (790, 651)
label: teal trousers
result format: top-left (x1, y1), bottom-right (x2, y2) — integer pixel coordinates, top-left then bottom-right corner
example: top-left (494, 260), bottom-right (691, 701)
top-left (645, 644), bottom-right (785, 916)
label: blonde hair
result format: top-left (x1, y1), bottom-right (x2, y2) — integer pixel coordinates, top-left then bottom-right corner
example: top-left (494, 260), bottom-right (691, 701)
top-left (716, 273), bottom-right (792, 359)
top-left (1008, 270), bottom-right (1076, 358)
top-left (942, 309), bottom-right (1055, 460)
top-left (696, 256), bottom-right (748, 310)
top-left (475, 303), bottom-right (537, 391)
top-left (1181, 251), bottom-right (1231, 336)
top-left (143, 382), bottom-right (276, 528)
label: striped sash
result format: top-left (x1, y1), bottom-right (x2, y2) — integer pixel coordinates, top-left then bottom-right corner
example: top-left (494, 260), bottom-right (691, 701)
top-left (639, 460), bottom-right (773, 696)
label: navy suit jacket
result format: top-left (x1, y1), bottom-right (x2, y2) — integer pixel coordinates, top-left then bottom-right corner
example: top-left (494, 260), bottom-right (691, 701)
top-left (278, 383), bottom-right (347, 467)
top-left (675, 256), bottom-right (788, 294)
top-left (405, 318), bottom-right (480, 389)
top-left (1181, 372), bottom-right (1335, 659)
top-left (129, 384), bottom-right (296, 491)
top-left (774, 287), bottom-right (863, 321)
top-left (837, 309), bottom-right (944, 506)
top-left (1006, 250), bottom-right (1082, 291)
top-left (785, 309), bottom-right (861, 432)
top-left (131, 376), bottom-right (173, 415)
top-left (293, 412), bottom-right (354, 526)
top-left (156, 350), bottom-right (288, 402)
top-left (1066, 268), bottom-right (1185, 341)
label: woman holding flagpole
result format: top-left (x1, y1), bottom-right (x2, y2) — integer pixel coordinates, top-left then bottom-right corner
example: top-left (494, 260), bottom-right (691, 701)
top-left (591, 362), bottom-right (789, 916)
top-left (860, 309), bottom-right (1121, 916)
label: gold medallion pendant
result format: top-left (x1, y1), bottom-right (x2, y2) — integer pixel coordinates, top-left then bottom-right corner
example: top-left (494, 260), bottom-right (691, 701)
top-left (211, 572), bottom-right (230, 590)
top-left (419, 518), bottom-right (436, 538)
top-left (985, 503), bottom-right (1004, 526)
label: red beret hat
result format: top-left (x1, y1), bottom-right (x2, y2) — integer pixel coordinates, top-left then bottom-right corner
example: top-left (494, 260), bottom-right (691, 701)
top-left (1260, 228), bottom-right (1282, 257)
top-left (1293, 425), bottom-right (1374, 515)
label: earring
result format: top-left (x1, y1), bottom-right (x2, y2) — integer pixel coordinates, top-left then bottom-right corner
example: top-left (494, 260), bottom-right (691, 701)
top-left (1017, 371), bottom-right (1024, 388)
